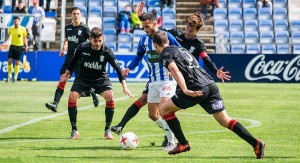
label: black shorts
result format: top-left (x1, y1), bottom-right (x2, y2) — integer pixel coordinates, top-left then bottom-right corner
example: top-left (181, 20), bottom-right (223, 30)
top-left (8, 45), bottom-right (23, 60)
top-left (70, 77), bottom-right (113, 95)
top-left (142, 81), bottom-right (149, 94)
top-left (171, 83), bottom-right (225, 114)
top-left (60, 54), bottom-right (78, 76)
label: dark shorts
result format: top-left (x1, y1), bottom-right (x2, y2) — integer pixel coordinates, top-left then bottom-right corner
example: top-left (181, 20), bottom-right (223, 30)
top-left (142, 81), bottom-right (149, 94)
top-left (60, 54), bottom-right (78, 76)
top-left (8, 45), bottom-right (23, 60)
top-left (171, 83), bottom-right (225, 114)
top-left (70, 77), bottom-right (113, 95)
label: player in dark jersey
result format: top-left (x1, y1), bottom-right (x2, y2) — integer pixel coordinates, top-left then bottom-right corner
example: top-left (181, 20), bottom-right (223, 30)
top-left (61, 27), bottom-right (133, 140)
top-left (45, 7), bottom-right (99, 112)
top-left (152, 31), bottom-right (265, 158)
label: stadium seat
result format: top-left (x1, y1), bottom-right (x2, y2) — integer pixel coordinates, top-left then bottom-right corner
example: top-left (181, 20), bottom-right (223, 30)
top-left (41, 18), bottom-right (56, 41)
top-left (162, 19), bottom-right (176, 29)
top-left (45, 11), bottom-right (57, 18)
top-left (273, 8), bottom-right (287, 20)
top-left (273, 0), bottom-right (287, 8)
top-left (293, 44), bottom-right (300, 54)
top-left (259, 19), bottom-right (273, 32)
top-left (88, 6), bottom-right (102, 17)
top-left (229, 20), bottom-right (243, 32)
top-left (162, 8), bottom-right (176, 20)
top-left (243, 0), bottom-right (256, 8)
top-left (260, 31), bottom-right (274, 44)
top-left (105, 42), bottom-right (117, 52)
top-left (228, 8), bottom-right (242, 20)
top-left (118, 42), bottom-right (132, 52)
top-left (132, 42), bottom-right (139, 52)
top-left (214, 20), bottom-right (229, 33)
top-left (230, 31), bottom-right (244, 44)
top-left (88, 17), bottom-right (102, 28)
top-left (215, 32), bottom-right (230, 53)
top-left (228, 0), bottom-right (242, 8)
top-left (243, 8), bottom-right (257, 20)
top-left (4, 5), bottom-right (12, 13)
top-left (245, 31), bottom-right (259, 44)
top-left (103, 29), bottom-right (117, 42)
top-left (103, 7), bottom-right (117, 18)
top-left (118, 0), bottom-right (132, 7)
top-left (133, 29), bottom-right (146, 42)
top-left (274, 20), bottom-right (288, 32)
top-left (275, 31), bottom-right (289, 44)
top-left (291, 32), bottom-right (300, 44)
top-left (74, 0), bottom-right (86, 7)
top-left (218, 0), bottom-right (227, 8)
top-left (290, 20), bottom-right (300, 33)
top-left (80, 17), bottom-right (87, 24)
top-left (289, 8), bottom-right (300, 21)
top-left (147, 0), bottom-right (160, 7)
top-left (277, 44), bottom-right (290, 54)
top-left (102, 18), bottom-right (116, 31)
top-left (262, 44), bottom-right (276, 54)
top-left (103, 0), bottom-right (117, 6)
top-left (244, 20), bottom-right (258, 32)
top-left (258, 8), bottom-right (272, 20)
top-left (213, 8), bottom-right (227, 20)
top-left (231, 44), bottom-right (245, 54)
top-left (88, 0), bottom-right (102, 6)
top-left (246, 44), bottom-right (261, 54)
top-left (118, 33), bottom-right (133, 42)
top-left (78, 6), bottom-right (87, 17)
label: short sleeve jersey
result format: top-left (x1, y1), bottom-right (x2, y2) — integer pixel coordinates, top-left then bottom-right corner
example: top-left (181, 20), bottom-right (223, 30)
top-left (65, 23), bottom-right (90, 56)
top-left (8, 26), bottom-right (27, 46)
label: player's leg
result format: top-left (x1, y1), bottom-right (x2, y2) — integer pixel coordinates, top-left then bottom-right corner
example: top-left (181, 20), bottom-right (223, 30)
top-left (6, 58), bottom-right (13, 82)
top-left (13, 60), bottom-right (20, 82)
top-left (12, 46), bottom-right (23, 82)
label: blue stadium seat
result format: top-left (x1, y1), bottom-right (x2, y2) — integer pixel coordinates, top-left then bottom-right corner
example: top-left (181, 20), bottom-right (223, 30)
top-left (290, 20), bottom-right (300, 33)
top-left (230, 31), bottom-right (244, 44)
top-left (228, 8), bottom-right (242, 20)
top-left (262, 44), bottom-right (276, 54)
top-left (118, 0), bottom-right (132, 8)
top-left (105, 42), bottom-right (117, 52)
top-left (218, 0), bottom-right (227, 8)
top-left (45, 11), bottom-right (57, 18)
top-left (132, 42), bottom-right (139, 52)
top-left (103, 29), bottom-right (117, 42)
top-left (259, 19), bottom-right (273, 32)
top-left (273, 0), bottom-right (287, 8)
top-left (274, 20), bottom-right (288, 32)
top-left (245, 31), bottom-right (259, 44)
top-left (103, 6), bottom-right (117, 18)
top-left (78, 6), bottom-right (87, 17)
top-left (243, 0), bottom-right (256, 8)
top-left (74, 0), bottom-right (86, 7)
top-left (118, 42), bottom-right (132, 52)
top-left (229, 20), bottom-right (243, 32)
top-left (88, 6), bottom-right (102, 17)
top-left (118, 33), bottom-right (133, 42)
top-left (102, 18), bottom-right (116, 31)
top-left (273, 8), bottom-right (287, 20)
top-left (147, 0), bottom-right (160, 7)
top-left (133, 29), bottom-right (146, 42)
top-left (246, 44), bottom-right (261, 54)
top-left (291, 32), bottom-right (300, 44)
top-left (162, 8), bottom-right (176, 20)
top-left (103, 0), bottom-right (117, 6)
top-left (228, 0), bottom-right (242, 8)
top-left (4, 5), bottom-right (12, 13)
top-left (214, 20), bottom-right (228, 33)
top-left (231, 44), bottom-right (245, 54)
top-left (243, 8), bottom-right (257, 20)
top-left (215, 32), bottom-right (230, 53)
top-left (162, 19), bottom-right (176, 29)
top-left (260, 31), bottom-right (274, 44)
top-left (88, 0), bottom-right (102, 6)
top-left (213, 8), bottom-right (227, 20)
top-left (277, 44), bottom-right (290, 54)
top-left (258, 8), bottom-right (272, 20)
top-left (244, 20), bottom-right (258, 31)
top-left (88, 17), bottom-right (102, 28)
top-left (293, 44), bottom-right (300, 54)
top-left (275, 31), bottom-right (289, 44)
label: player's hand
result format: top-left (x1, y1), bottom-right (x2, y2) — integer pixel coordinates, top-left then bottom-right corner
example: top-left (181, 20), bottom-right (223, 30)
top-left (183, 89), bottom-right (203, 97)
top-left (138, 1), bottom-right (145, 17)
top-left (216, 66), bottom-right (231, 84)
top-left (121, 80), bottom-right (134, 98)
top-left (122, 68), bottom-right (130, 77)
top-left (59, 51), bottom-right (65, 57)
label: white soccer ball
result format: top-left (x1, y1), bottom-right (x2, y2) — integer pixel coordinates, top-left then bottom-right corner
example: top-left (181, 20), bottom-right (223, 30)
top-left (119, 132), bottom-right (139, 149)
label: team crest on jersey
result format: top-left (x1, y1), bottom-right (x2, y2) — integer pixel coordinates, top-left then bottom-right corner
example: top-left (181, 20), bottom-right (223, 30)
top-left (100, 55), bottom-right (104, 62)
top-left (78, 30), bottom-right (82, 35)
top-left (189, 46), bottom-right (195, 53)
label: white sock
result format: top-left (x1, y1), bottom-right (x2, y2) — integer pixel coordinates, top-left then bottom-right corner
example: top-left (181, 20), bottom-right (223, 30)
top-left (155, 116), bottom-right (175, 144)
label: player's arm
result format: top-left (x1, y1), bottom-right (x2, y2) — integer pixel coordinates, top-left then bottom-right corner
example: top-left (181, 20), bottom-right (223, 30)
top-left (59, 38), bottom-right (68, 57)
top-left (23, 30), bottom-right (28, 52)
top-left (167, 33), bottom-right (181, 46)
top-left (66, 44), bottom-right (81, 75)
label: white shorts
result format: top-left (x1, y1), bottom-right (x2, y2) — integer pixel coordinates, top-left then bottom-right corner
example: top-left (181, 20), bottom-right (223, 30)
top-left (147, 81), bottom-right (177, 103)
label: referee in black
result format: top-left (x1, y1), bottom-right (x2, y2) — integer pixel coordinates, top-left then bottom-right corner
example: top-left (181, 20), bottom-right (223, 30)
top-left (61, 27), bottom-right (133, 140)
top-left (152, 31), bottom-right (265, 159)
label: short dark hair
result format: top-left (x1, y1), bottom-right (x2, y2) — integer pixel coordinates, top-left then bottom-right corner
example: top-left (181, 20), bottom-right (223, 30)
top-left (13, 16), bottom-right (20, 20)
top-left (71, 7), bottom-right (81, 13)
top-left (186, 12), bottom-right (204, 30)
top-left (90, 27), bottom-right (103, 38)
top-left (152, 31), bottom-right (169, 46)
top-left (141, 13), bottom-right (157, 22)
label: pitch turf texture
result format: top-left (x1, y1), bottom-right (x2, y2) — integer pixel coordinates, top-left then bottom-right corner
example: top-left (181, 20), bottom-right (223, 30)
top-left (0, 82), bottom-right (299, 162)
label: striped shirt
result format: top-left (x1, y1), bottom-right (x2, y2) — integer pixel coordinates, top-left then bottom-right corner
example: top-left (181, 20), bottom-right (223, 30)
top-left (32, 6), bottom-right (45, 25)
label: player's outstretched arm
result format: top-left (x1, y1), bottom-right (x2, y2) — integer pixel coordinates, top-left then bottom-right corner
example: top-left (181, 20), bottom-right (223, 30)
top-left (121, 80), bottom-right (134, 98)
top-left (122, 68), bottom-right (130, 77)
top-left (137, 1), bottom-right (145, 17)
top-left (216, 66), bottom-right (231, 84)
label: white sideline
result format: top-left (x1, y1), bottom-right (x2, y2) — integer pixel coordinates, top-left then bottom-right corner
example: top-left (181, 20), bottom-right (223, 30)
top-left (0, 96), bottom-right (130, 135)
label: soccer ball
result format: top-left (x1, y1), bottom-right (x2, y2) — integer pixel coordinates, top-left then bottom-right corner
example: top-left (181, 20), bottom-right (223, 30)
top-left (119, 132), bottom-right (139, 149)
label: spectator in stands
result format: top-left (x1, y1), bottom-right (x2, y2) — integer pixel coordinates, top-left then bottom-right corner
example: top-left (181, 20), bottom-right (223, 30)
top-left (151, 9), bottom-right (162, 28)
top-left (161, 0), bottom-right (174, 8)
top-left (39, 0), bottom-right (51, 12)
top-left (13, 0), bottom-right (27, 13)
top-left (117, 4), bottom-right (131, 33)
top-left (257, 0), bottom-right (272, 11)
top-left (199, 0), bottom-right (219, 19)
top-left (0, 0), bottom-right (4, 13)
top-left (32, 0), bottom-right (45, 50)
top-left (131, 5), bottom-right (142, 31)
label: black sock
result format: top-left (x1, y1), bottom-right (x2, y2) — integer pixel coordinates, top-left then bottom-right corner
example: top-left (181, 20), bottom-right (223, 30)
top-left (119, 101), bottom-right (142, 127)
top-left (164, 113), bottom-right (188, 145)
top-left (105, 101), bottom-right (115, 130)
top-left (228, 119), bottom-right (257, 148)
top-left (54, 88), bottom-right (64, 105)
top-left (68, 106), bottom-right (77, 131)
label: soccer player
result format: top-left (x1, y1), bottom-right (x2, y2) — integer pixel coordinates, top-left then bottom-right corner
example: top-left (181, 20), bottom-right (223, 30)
top-left (45, 7), bottom-right (99, 112)
top-left (60, 27), bottom-right (133, 140)
top-left (112, 13), bottom-right (180, 150)
top-left (3, 16), bottom-right (28, 82)
top-left (152, 31), bottom-right (265, 158)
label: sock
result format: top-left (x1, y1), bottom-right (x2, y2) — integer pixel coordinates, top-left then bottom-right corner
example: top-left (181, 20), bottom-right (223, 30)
top-left (68, 101), bottom-right (78, 131)
top-left (8, 64), bottom-right (13, 78)
top-left (155, 116), bottom-right (175, 144)
top-left (105, 101), bottom-right (115, 130)
top-left (54, 81), bottom-right (66, 105)
top-left (119, 100), bottom-right (143, 127)
top-left (228, 119), bottom-right (257, 148)
top-left (14, 64), bottom-right (20, 80)
top-left (163, 113), bottom-right (188, 145)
